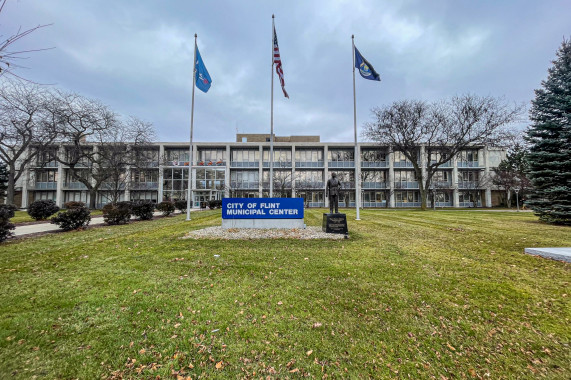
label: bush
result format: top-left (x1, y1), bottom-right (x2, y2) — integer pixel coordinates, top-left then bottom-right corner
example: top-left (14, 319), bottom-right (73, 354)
top-left (0, 204), bottom-right (17, 242)
top-left (51, 206), bottom-right (91, 231)
top-left (156, 201), bottom-right (175, 216)
top-left (174, 199), bottom-right (188, 212)
top-left (132, 200), bottom-right (155, 220)
top-left (102, 201), bottom-right (132, 225)
top-left (209, 199), bottom-right (222, 209)
top-left (64, 201), bottom-right (86, 210)
top-left (27, 199), bottom-right (60, 220)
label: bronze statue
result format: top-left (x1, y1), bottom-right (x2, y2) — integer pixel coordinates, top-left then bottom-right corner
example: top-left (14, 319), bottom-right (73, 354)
top-left (326, 172), bottom-right (342, 214)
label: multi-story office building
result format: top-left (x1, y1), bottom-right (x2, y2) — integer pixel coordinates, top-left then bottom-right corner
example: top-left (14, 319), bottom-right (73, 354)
top-left (13, 134), bottom-right (506, 209)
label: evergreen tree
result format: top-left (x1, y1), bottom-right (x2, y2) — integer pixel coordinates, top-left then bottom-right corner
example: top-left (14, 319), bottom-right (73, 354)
top-left (0, 161), bottom-right (8, 201)
top-left (526, 38), bottom-right (571, 225)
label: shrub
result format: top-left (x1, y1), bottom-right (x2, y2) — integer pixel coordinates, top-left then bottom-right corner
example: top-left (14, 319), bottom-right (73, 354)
top-left (131, 200), bottom-right (155, 220)
top-left (0, 204), bottom-right (17, 242)
top-left (51, 206), bottom-right (91, 231)
top-left (174, 199), bottom-right (188, 212)
top-left (209, 199), bottom-right (222, 209)
top-left (156, 201), bottom-right (175, 216)
top-left (64, 201), bottom-right (86, 210)
top-left (102, 201), bottom-right (132, 225)
top-left (27, 199), bottom-right (60, 220)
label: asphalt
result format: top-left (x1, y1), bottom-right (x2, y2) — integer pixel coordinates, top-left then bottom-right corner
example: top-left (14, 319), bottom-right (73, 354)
top-left (11, 209), bottom-right (199, 237)
top-left (524, 247), bottom-right (571, 263)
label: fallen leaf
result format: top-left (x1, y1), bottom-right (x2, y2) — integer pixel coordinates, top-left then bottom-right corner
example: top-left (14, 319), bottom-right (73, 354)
top-left (446, 343), bottom-right (456, 351)
top-left (215, 361), bottom-right (223, 369)
top-left (312, 322), bottom-right (323, 328)
top-left (306, 350), bottom-right (313, 356)
top-left (289, 368), bottom-right (299, 373)
top-left (277, 301), bottom-right (283, 305)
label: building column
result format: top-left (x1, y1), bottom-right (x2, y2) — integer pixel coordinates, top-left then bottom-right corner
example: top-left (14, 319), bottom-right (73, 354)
top-left (483, 147), bottom-right (492, 208)
top-left (452, 154), bottom-right (459, 208)
top-left (158, 144), bottom-right (164, 202)
top-left (124, 165), bottom-right (131, 202)
top-left (388, 147), bottom-right (395, 207)
top-left (420, 144), bottom-right (427, 205)
top-left (258, 145), bottom-right (263, 197)
top-left (56, 144), bottom-right (64, 207)
top-left (291, 145), bottom-right (296, 198)
top-left (225, 145), bottom-right (231, 198)
top-left (323, 145), bottom-right (329, 209)
top-left (20, 163), bottom-right (29, 209)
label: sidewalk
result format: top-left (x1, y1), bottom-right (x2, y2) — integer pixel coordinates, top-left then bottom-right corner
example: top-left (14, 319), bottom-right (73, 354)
top-left (12, 209), bottom-right (200, 237)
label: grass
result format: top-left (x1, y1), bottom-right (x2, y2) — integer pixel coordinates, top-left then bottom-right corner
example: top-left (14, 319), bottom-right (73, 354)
top-left (0, 209), bottom-right (569, 379)
top-left (11, 210), bottom-right (103, 224)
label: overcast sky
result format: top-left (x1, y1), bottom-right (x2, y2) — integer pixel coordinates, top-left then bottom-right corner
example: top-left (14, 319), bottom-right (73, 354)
top-left (3, 0), bottom-right (570, 143)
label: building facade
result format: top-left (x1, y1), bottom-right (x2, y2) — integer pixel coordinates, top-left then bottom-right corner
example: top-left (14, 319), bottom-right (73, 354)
top-left (14, 134), bottom-right (506, 209)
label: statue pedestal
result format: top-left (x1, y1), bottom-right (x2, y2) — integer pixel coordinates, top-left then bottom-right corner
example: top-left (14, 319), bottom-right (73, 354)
top-left (322, 213), bottom-right (348, 234)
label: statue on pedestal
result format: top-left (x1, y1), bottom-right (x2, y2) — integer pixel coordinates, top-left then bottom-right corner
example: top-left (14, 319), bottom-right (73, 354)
top-left (326, 172), bottom-right (342, 214)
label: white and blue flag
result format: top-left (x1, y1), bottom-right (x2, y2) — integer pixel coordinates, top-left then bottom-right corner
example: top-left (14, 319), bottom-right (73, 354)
top-left (354, 46), bottom-right (381, 81)
top-left (195, 46), bottom-right (212, 93)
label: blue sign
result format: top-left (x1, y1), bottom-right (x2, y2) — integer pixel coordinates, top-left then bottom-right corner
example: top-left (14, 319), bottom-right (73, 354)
top-left (222, 198), bottom-right (304, 219)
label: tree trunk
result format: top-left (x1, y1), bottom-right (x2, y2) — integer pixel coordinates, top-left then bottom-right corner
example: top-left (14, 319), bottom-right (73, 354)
top-left (419, 187), bottom-right (427, 210)
top-left (89, 189), bottom-right (97, 209)
top-left (6, 171), bottom-right (16, 206)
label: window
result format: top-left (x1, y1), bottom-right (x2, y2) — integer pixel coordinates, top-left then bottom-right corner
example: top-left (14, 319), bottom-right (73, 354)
top-left (294, 149), bottom-right (323, 162)
top-left (231, 149), bottom-right (260, 162)
top-left (361, 149), bottom-right (386, 162)
top-left (36, 170), bottom-right (58, 183)
top-left (195, 168), bottom-right (225, 190)
top-left (263, 149), bottom-right (292, 162)
top-left (327, 149), bottom-right (354, 162)
top-left (198, 149), bottom-right (226, 165)
top-left (166, 149), bottom-right (189, 164)
top-left (394, 170), bottom-right (417, 182)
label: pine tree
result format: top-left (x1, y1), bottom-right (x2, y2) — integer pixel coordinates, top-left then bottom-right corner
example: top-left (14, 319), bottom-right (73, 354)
top-left (526, 38), bottom-right (571, 225)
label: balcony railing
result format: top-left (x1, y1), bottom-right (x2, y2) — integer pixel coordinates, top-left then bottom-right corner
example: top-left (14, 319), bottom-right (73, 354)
top-left (338, 201), bottom-right (356, 207)
top-left (306, 202), bottom-right (325, 208)
top-left (428, 201), bottom-right (453, 207)
top-left (261, 182), bottom-right (292, 189)
top-left (459, 201), bottom-right (482, 207)
top-left (429, 160), bottom-right (452, 168)
top-left (230, 181), bottom-right (259, 189)
top-left (458, 181), bottom-right (480, 189)
top-left (362, 181), bottom-right (388, 189)
top-left (196, 160), bottom-right (226, 167)
top-left (64, 182), bottom-right (88, 190)
top-left (340, 181), bottom-right (356, 189)
top-left (130, 182), bottom-right (159, 190)
top-left (361, 161), bottom-right (388, 168)
top-left (100, 183), bottom-right (126, 191)
top-left (262, 161), bottom-right (292, 168)
top-left (395, 201), bottom-right (422, 207)
top-left (328, 161), bottom-right (355, 168)
top-left (393, 161), bottom-right (415, 168)
top-left (362, 201), bottom-right (387, 208)
top-left (295, 161), bottom-right (324, 168)
top-left (34, 182), bottom-right (57, 190)
top-left (230, 161), bottom-right (259, 168)
top-left (394, 181), bottom-right (419, 189)
top-left (295, 181), bottom-right (325, 189)
top-left (457, 161), bottom-right (481, 168)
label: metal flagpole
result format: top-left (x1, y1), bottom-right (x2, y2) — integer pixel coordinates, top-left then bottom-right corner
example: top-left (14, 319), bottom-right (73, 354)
top-left (186, 34), bottom-right (197, 221)
top-left (352, 35), bottom-right (361, 220)
top-left (270, 15), bottom-right (275, 198)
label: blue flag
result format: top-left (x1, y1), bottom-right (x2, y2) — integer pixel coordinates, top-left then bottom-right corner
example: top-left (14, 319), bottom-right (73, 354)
top-left (354, 46), bottom-right (381, 81)
top-left (195, 46), bottom-right (212, 93)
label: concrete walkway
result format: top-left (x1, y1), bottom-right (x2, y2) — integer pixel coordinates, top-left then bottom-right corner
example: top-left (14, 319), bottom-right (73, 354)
top-left (524, 247), bottom-right (571, 263)
top-left (12, 209), bottom-right (200, 237)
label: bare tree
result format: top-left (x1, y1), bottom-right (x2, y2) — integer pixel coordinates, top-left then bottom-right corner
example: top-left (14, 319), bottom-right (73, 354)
top-left (0, 0), bottom-right (52, 80)
top-left (363, 95), bottom-right (522, 209)
top-left (0, 80), bottom-right (58, 205)
top-left (53, 91), bottom-right (155, 208)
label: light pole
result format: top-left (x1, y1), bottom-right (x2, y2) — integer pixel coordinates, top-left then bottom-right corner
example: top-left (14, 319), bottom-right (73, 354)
top-left (514, 188), bottom-right (520, 212)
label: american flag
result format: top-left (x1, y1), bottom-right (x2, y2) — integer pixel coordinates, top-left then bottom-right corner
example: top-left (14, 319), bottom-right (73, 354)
top-left (273, 25), bottom-right (289, 99)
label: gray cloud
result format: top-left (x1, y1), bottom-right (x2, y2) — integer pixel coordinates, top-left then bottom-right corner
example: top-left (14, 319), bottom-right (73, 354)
top-left (3, 0), bottom-right (570, 142)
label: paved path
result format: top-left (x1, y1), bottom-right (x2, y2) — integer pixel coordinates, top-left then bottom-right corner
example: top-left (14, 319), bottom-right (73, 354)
top-left (524, 247), bottom-right (571, 263)
top-left (12, 209), bottom-right (199, 237)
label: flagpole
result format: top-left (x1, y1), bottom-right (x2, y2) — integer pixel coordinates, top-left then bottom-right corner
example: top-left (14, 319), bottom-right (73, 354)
top-left (186, 34), bottom-right (197, 221)
top-left (269, 15), bottom-right (275, 198)
top-left (352, 35), bottom-right (361, 220)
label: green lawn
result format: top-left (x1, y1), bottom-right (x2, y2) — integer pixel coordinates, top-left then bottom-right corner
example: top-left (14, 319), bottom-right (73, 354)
top-left (1, 210), bottom-right (569, 379)
top-left (11, 210), bottom-right (103, 224)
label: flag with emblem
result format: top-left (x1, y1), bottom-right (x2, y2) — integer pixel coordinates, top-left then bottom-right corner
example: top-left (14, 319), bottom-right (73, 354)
top-left (195, 46), bottom-right (212, 93)
top-left (273, 25), bottom-right (289, 98)
top-left (354, 46), bottom-right (381, 81)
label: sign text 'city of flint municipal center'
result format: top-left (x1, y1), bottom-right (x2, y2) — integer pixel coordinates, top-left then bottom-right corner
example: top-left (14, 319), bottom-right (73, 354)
top-left (222, 198), bottom-right (304, 219)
